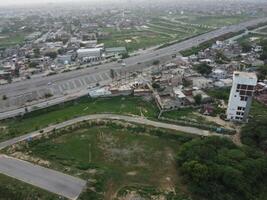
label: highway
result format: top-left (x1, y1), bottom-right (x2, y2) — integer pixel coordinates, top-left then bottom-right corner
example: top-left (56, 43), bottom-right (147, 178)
top-left (0, 17), bottom-right (267, 114)
top-left (0, 155), bottom-right (86, 200)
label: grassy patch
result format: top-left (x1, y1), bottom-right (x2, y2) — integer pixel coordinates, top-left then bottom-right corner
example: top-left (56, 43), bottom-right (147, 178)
top-left (0, 33), bottom-right (26, 49)
top-left (0, 96), bottom-right (158, 142)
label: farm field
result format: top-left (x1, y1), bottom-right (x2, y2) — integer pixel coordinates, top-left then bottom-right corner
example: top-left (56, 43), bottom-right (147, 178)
top-left (6, 122), bottom-right (194, 200)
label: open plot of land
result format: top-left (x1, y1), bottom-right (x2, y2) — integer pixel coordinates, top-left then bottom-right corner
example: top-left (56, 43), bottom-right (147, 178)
top-left (99, 15), bottom-right (212, 52)
top-left (8, 123), bottom-right (193, 199)
top-left (99, 28), bottom-right (171, 52)
top-left (172, 14), bottom-right (255, 27)
top-left (0, 33), bottom-right (26, 49)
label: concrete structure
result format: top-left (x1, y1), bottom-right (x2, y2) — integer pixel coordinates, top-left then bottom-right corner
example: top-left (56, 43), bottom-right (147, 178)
top-left (57, 54), bottom-right (72, 65)
top-left (105, 47), bottom-right (127, 57)
top-left (88, 87), bottom-right (112, 98)
top-left (77, 48), bottom-right (102, 59)
top-left (211, 69), bottom-right (227, 80)
top-left (226, 71), bottom-right (257, 122)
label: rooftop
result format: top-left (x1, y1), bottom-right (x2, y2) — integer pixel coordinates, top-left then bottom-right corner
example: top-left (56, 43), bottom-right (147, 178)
top-left (234, 71), bottom-right (257, 79)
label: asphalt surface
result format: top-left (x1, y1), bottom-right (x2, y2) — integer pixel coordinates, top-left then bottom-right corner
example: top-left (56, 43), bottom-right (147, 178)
top-left (0, 17), bottom-right (267, 113)
top-left (0, 114), bottom-right (229, 150)
top-left (0, 155), bottom-right (86, 200)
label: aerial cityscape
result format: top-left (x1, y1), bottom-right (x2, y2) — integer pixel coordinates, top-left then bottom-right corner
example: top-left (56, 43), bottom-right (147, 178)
top-left (0, 0), bottom-right (267, 199)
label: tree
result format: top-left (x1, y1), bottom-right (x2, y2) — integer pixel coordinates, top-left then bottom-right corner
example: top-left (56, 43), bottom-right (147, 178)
top-left (152, 82), bottom-right (160, 89)
top-left (193, 63), bottom-right (212, 75)
top-left (257, 65), bottom-right (267, 80)
top-left (28, 62), bottom-right (38, 68)
top-left (194, 94), bottom-right (202, 105)
top-left (240, 41), bottom-right (252, 53)
top-left (121, 53), bottom-right (129, 59)
top-left (2, 95), bottom-right (7, 100)
top-left (45, 51), bottom-right (58, 59)
top-left (152, 60), bottom-right (160, 65)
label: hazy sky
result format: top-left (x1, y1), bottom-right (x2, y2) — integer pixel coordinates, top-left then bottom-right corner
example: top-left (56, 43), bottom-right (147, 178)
top-left (0, 0), bottom-right (261, 6)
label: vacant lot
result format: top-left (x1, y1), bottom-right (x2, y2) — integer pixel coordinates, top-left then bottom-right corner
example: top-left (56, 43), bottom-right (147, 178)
top-left (9, 122), bottom-right (193, 199)
top-left (99, 15), bottom-right (211, 52)
top-left (174, 14), bottom-right (254, 27)
top-left (0, 33), bottom-right (26, 49)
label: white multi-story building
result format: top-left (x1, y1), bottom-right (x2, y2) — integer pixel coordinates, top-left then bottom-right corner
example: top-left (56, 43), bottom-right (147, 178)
top-left (226, 71), bottom-right (257, 122)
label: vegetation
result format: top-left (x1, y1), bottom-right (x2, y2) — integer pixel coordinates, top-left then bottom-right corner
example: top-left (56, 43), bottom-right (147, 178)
top-left (45, 51), bottom-right (58, 59)
top-left (206, 87), bottom-right (230, 101)
top-left (177, 137), bottom-right (267, 200)
top-left (194, 94), bottom-right (202, 105)
top-left (15, 122), bottom-right (193, 199)
top-left (241, 101), bottom-right (267, 152)
top-left (0, 174), bottom-right (59, 200)
top-left (28, 61), bottom-right (39, 68)
top-left (0, 33), bottom-right (26, 49)
top-left (152, 60), bottom-right (160, 65)
top-left (257, 65), bottom-right (267, 80)
top-left (0, 96), bottom-right (158, 142)
top-left (193, 63), bottom-right (212, 75)
top-left (2, 95), bottom-right (7, 100)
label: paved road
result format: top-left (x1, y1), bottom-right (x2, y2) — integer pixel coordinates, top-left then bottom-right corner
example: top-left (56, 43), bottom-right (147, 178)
top-left (0, 155), bottom-right (86, 200)
top-left (0, 17), bottom-right (266, 113)
top-left (0, 114), bottom-right (229, 150)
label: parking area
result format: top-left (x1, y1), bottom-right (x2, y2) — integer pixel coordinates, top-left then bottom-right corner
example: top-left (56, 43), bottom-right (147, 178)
top-left (0, 71), bottom-right (112, 111)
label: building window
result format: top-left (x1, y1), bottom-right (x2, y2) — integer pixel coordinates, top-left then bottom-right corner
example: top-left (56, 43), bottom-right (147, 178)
top-left (240, 96), bottom-right (248, 101)
top-left (247, 85), bottom-right (254, 90)
top-left (241, 84), bottom-right (247, 90)
top-left (246, 91), bottom-right (252, 96)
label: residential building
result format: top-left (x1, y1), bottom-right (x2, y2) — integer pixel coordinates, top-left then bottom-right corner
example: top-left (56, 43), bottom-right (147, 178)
top-left (226, 71), bottom-right (257, 122)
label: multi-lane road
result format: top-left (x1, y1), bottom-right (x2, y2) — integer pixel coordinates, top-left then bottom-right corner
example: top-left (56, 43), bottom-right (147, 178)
top-left (1, 17), bottom-right (267, 115)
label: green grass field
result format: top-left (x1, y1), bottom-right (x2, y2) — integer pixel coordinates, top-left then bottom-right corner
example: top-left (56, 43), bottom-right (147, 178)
top-left (0, 96), bottom-right (159, 142)
top-left (0, 173), bottom-right (59, 200)
top-left (174, 14), bottom-right (254, 27)
top-left (0, 33), bottom-right (26, 49)
top-left (99, 15), bottom-right (212, 52)
top-left (12, 123), bottom-right (193, 199)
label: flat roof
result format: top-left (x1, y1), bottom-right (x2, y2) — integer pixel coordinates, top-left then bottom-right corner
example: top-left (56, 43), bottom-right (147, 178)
top-left (234, 71), bottom-right (257, 79)
top-left (77, 48), bottom-right (102, 53)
